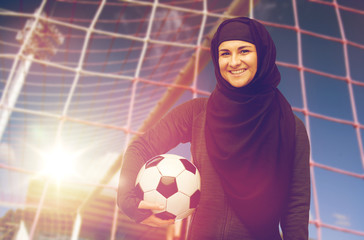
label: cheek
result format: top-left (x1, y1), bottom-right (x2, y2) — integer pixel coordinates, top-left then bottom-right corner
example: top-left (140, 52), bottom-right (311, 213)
top-left (249, 57), bottom-right (258, 74)
top-left (253, 55), bottom-right (258, 70)
top-left (218, 59), bottom-right (227, 71)
top-left (252, 62), bottom-right (258, 74)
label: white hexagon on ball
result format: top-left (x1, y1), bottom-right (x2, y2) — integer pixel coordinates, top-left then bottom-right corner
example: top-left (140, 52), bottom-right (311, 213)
top-left (176, 208), bottom-right (195, 220)
top-left (139, 167), bottom-right (162, 192)
top-left (166, 192), bottom-right (190, 218)
top-left (157, 154), bottom-right (185, 177)
top-left (176, 170), bottom-right (200, 196)
top-left (144, 190), bottom-right (167, 214)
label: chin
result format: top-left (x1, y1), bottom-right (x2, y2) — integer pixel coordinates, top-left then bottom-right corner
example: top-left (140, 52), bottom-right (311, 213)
top-left (227, 79), bottom-right (251, 88)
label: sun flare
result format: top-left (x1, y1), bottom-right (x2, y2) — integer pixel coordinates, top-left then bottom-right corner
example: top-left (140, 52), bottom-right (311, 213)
top-left (40, 144), bottom-right (78, 181)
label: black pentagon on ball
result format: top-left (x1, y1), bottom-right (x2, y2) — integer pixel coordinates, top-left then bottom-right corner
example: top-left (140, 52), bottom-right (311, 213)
top-left (145, 155), bottom-right (164, 169)
top-left (157, 176), bottom-right (178, 198)
top-left (179, 158), bottom-right (196, 174)
top-left (155, 211), bottom-right (176, 220)
top-left (190, 189), bottom-right (201, 208)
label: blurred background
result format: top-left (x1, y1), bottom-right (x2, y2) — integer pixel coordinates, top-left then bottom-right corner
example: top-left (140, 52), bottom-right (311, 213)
top-left (0, 0), bottom-right (363, 239)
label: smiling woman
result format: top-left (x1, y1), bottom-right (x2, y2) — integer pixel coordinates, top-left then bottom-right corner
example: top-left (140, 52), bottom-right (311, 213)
top-left (118, 17), bottom-right (310, 240)
top-left (218, 40), bottom-right (258, 88)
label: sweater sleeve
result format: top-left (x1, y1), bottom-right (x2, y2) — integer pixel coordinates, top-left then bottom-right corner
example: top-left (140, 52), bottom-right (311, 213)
top-left (117, 98), bottom-right (205, 222)
top-left (281, 116), bottom-right (311, 239)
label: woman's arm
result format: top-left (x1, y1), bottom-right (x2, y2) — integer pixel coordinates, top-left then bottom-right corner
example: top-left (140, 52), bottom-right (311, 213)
top-left (281, 116), bottom-right (311, 239)
top-left (117, 98), bottom-right (205, 223)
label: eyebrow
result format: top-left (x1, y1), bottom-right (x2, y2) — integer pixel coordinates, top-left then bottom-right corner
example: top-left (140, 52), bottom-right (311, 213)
top-left (218, 45), bottom-right (253, 52)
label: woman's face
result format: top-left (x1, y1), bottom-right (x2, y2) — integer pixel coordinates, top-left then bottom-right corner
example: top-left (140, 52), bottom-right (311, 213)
top-left (218, 40), bottom-right (257, 88)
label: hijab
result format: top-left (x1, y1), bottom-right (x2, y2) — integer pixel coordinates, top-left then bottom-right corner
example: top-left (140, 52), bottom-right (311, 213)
top-left (205, 17), bottom-right (296, 238)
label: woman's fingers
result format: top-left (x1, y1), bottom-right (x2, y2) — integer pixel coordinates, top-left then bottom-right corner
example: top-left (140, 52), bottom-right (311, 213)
top-left (140, 214), bottom-right (175, 227)
top-left (138, 200), bottom-right (164, 211)
top-left (137, 201), bottom-right (174, 227)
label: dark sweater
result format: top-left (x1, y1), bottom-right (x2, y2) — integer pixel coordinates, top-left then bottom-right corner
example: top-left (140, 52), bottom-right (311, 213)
top-left (118, 97), bottom-right (310, 240)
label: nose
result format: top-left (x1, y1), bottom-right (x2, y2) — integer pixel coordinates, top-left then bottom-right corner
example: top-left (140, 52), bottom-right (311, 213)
top-left (230, 53), bottom-right (241, 68)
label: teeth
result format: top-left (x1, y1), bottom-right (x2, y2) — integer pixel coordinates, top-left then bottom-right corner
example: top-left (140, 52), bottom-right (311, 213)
top-left (230, 69), bottom-right (245, 74)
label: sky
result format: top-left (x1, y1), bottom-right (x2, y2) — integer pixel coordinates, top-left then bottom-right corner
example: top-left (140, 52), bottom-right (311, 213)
top-left (0, 0), bottom-right (363, 239)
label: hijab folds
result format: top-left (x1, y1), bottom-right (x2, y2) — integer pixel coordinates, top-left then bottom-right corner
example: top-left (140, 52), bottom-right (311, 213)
top-left (205, 17), bottom-right (296, 238)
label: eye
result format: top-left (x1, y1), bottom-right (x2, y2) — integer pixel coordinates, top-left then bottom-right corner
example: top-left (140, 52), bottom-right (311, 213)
top-left (219, 51), bottom-right (230, 57)
top-left (240, 49), bottom-right (250, 54)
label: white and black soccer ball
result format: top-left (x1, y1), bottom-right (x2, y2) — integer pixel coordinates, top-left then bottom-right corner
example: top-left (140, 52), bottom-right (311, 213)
top-left (135, 154), bottom-right (201, 220)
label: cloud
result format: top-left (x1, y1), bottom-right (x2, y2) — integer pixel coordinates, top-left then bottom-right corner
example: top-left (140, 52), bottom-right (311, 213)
top-left (147, 8), bottom-right (185, 56)
top-left (153, 8), bottom-right (183, 41)
top-left (333, 213), bottom-right (351, 227)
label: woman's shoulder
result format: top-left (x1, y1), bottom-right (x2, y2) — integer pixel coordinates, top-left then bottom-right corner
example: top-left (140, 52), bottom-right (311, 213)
top-left (164, 98), bottom-right (208, 127)
top-left (177, 97), bottom-right (208, 114)
top-left (186, 97), bottom-right (208, 107)
top-left (293, 114), bottom-right (306, 133)
top-left (293, 114), bottom-right (310, 147)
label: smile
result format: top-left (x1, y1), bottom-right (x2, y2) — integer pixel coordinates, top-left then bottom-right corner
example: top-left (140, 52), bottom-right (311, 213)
top-left (229, 69), bottom-right (246, 75)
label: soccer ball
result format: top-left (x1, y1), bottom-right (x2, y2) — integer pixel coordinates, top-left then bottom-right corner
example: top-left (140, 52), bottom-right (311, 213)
top-left (135, 154), bottom-right (201, 220)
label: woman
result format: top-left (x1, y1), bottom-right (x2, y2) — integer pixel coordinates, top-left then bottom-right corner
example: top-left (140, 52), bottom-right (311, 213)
top-left (118, 17), bottom-right (310, 239)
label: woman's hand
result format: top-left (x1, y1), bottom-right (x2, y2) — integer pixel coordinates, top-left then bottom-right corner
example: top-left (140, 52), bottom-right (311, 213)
top-left (138, 200), bottom-right (175, 227)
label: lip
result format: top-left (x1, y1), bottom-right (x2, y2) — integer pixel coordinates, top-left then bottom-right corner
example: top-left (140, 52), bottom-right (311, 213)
top-left (229, 69), bottom-right (246, 75)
